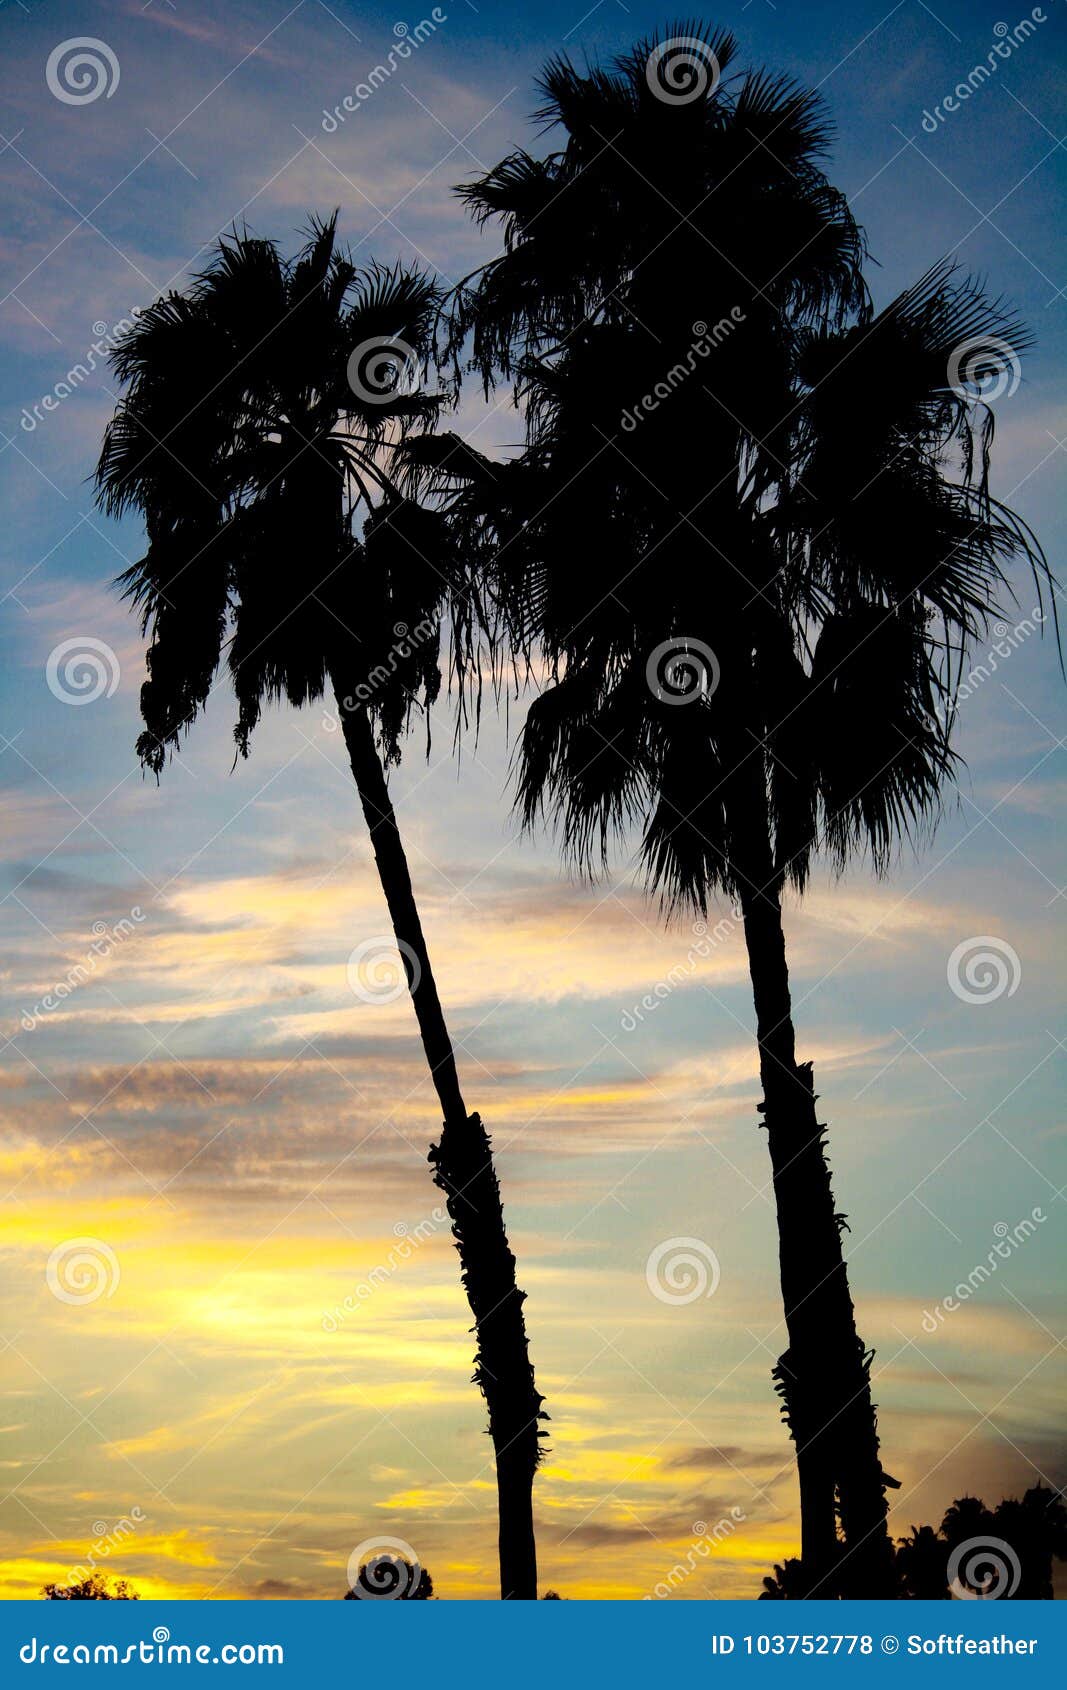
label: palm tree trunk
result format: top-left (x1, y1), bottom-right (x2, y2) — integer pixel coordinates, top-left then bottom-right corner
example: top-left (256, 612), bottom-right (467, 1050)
top-left (729, 785), bottom-right (895, 1598)
top-left (332, 684), bottom-right (544, 1599)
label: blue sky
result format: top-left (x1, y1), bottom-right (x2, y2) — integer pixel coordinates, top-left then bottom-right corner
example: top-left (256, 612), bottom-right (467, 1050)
top-left (0, 0), bottom-right (1065, 1599)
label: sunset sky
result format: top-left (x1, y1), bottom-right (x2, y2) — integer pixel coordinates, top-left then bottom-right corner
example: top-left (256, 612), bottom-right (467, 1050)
top-left (1, 0), bottom-right (1065, 1600)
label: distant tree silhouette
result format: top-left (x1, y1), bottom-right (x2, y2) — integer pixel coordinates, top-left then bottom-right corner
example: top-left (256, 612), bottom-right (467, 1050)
top-left (940, 1495), bottom-right (997, 1551)
top-left (344, 1557), bottom-right (433, 1599)
top-left (894, 1524), bottom-right (948, 1600)
top-left (418, 21), bottom-right (1054, 1597)
top-left (761, 1486), bottom-right (1067, 1597)
top-left (933, 1486), bottom-right (1067, 1599)
top-left (95, 217), bottom-right (545, 1600)
top-left (758, 1560), bottom-right (806, 1601)
top-left (43, 1574), bottom-right (140, 1599)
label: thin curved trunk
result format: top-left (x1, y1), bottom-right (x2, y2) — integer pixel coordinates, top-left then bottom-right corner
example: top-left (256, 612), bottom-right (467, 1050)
top-left (728, 772), bottom-right (895, 1598)
top-left (333, 683), bottom-right (544, 1599)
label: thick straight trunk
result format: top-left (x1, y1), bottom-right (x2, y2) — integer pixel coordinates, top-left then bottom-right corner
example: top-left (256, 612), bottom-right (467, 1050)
top-left (333, 684), bottom-right (543, 1599)
top-left (730, 799), bottom-right (895, 1598)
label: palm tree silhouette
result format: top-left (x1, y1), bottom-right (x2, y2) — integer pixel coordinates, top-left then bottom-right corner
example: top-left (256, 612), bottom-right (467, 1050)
top-left (767, 1486), bottom-right (1067, 1598)
top-left (95, 217), bottom-right (545, 1600)
top-left (991, 1486), bottom-right (1067, 1599)
top-left (418, 24), bottom-right (1054, 1596)
top-left (894, 1524), bottom-right (946, 1600)
top-left (896, 1486), bottom-right (1067, 1598)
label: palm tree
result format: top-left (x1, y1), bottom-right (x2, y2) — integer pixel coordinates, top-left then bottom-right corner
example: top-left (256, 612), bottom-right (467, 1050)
top-left (987, 1486), bottom-right (1067, 1599)
top-left (421, 26), bottom-right (1054, 1596)
top-left (893, 1525), bottom-right (946, 1600)
top-left (95, 217), bottom-right (545, 1600)
top-left (896, 1487), bottom-right (1067, 1598)
top-left (767, 1484), bottom-right (1067, 1597)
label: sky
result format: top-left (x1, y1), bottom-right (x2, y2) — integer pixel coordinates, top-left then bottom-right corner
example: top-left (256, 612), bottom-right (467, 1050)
top-left (0, 0), bottom-right (1065, 1601)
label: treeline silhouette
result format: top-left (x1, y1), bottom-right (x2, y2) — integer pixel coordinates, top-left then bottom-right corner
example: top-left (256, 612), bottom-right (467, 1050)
top-left (42, 1574), bottom-right (140, 1600)
top-left (41, 1489), bottom-right (1065, 1600)
top-left (760, 1487), bottom-right (1067, 1600)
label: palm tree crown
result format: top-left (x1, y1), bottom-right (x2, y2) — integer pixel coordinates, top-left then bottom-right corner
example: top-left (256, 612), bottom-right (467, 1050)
top-left (96, 215), bottom-right (452, 773)
top-left (498, 264), bottom-right (1051, 911)
top-left (433, 29), bottom-right (1052, 909)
